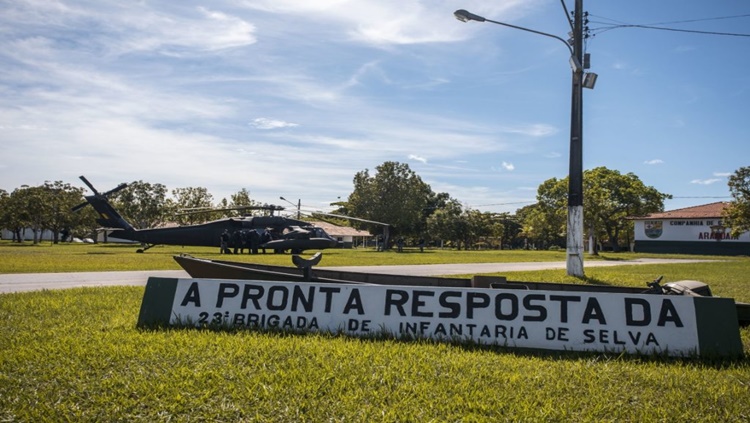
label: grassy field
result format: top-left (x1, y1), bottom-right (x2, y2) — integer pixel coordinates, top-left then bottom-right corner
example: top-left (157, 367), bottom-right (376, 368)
top-left (0, 241), bottom-right (572, 273)
top-left (2, 242), bottom-right (750, 421)
top-left (0, 240), bottom-right (736, 273)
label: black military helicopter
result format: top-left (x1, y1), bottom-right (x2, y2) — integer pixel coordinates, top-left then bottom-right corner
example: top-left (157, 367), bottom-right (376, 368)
top-left (72, 176), bottom-right (340, 253)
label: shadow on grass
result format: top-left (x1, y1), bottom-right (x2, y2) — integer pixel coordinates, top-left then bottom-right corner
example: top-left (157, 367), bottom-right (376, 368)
top-left (141, 322), bottom-right (749, 368)
top-left (575, 275), bottom-right (620, 286)
top-left (440, 337), bottom-right (750, 368)
top-left (2, 242), bottom-right (51, 247)
top-left (359, 249), bottom-right (433, 254)
top-left (596, 255), bottom-right (629, 261)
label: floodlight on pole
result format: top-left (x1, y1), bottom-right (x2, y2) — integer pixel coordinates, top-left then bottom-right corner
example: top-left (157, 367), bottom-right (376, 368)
top-left (454, 4), bottom-right (588, 277)
top-left (583, 72), bottom-right (598, 89)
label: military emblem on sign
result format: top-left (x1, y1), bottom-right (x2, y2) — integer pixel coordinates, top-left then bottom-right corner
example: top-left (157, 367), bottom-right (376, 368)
top-left (644, 221), bottom-right (663, 239)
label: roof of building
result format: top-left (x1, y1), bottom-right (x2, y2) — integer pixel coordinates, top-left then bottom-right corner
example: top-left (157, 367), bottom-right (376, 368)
top-left (311, 221), bottom-right (372, 237)
top-left (630, 202), bottom-right (730, 220)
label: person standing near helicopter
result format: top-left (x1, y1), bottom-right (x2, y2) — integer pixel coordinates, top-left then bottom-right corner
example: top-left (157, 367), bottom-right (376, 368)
top-left (220, 230), bottom-right (230, 254)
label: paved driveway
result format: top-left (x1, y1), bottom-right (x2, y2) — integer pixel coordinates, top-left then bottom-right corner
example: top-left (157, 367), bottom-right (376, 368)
top-left (0, 270), bottom-right (190, 294)
top-left (0, 258), bottom-right (717, 294)
top-left (321, 258), bottom-right (716, 276)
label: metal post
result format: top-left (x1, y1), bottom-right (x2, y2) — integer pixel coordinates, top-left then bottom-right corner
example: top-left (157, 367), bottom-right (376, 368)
top-left (280, 196), bottom-right (302, 219)
top-left (566, 0), bottom-right (585, 277)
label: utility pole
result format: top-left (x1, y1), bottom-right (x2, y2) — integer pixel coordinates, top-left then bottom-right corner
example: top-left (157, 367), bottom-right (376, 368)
top-left (453, 3), bottom-right (591, 277)
top-left (566, 0), bottom-right (585, 277)
top-left (280, 196), bottom-right (302, 219)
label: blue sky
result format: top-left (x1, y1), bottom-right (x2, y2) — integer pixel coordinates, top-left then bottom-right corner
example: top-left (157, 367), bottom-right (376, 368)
top-left (1, 0), bottom-right (748, 215)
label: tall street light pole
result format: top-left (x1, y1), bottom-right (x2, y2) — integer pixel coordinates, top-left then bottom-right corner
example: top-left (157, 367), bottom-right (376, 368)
top-left (454, 1), bottom-right (586, 277)
top-left (279, 196), bottom-right (301, 219)
top-left (567, 1), bottom-right (585, 277)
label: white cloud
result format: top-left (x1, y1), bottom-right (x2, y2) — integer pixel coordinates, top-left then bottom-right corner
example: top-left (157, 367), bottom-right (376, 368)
top-left (489, 162), bottom-right (515, 172)
top-left (408, 154), bottom-right (427, 163)
top-left (250, 118), bottom-right (299, 130)
top-left (690, 179), bottom-right (722, 185)
top-left (644, 159), bottom-right (663, 165)
top-left (5, 2), bottom-right (258, 56)
top-left (238, 0), bottom-right (539, 46)
top-left (121, 6), bottom-right (259, 53)
top-left (341, 61), bottom-right (391, 90)
top-left (500, 123), bottom-right (557, 137)
top-left (0, 0), bottom-right (588, 215)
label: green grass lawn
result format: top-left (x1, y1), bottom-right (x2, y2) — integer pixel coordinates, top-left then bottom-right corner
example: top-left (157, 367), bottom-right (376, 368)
top-left (2, 241), bottom-right (750, 421)
top-left (0, 240), bottom-right (736, 273)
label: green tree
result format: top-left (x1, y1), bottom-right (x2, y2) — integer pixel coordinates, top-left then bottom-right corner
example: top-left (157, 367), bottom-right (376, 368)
top-left (583, 167), bottom-right (669, 251)
top-left (41, 181), bottom-right (86, 243)
top-left (229, 188), bottom-right (260, 217)
top-left (347, 162), bottom-right (434, 245)
top-left (172, 187), bottom-right (215, 225)
top-left (516, 204), bottom-right (561, 249)
top-left (1, 183), bottom-right (101, 243)
top-left (426, 203), bottom-right (506, 250)
top-left (0, 189), bottom-right (11, 240)
top-left (523, 178), bottom-right (568, 249)
top-left (111, 180), bottom-right (169, 229)
top-left (420, 191), bottom-right (452, 240)
top-left (499, 213), bottom-right (524, 249)
top-left (724, 166), bottom-right (750, 236)
top-left (13, 186), bottom-right (46, 243)
top-left (1, 187), bottom-right (32, 242)
top-left (463, 209), bottom-right (486, 249)
top-left (69, 204), bottom-right (99, 241)
top-left (528, 167), bottom-right (669, 252)
top-left (426, 198), bottom-right (465, 248)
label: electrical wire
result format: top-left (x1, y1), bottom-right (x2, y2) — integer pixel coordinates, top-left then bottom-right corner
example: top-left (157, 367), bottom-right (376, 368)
top-left (559, 0), bottom-right (574, 32)
top-left (591, 23), bottom-right (750, 38)
top-left (472, 201), bottom-right (535, 208)
top-left (595, 13), bottom-right (750, 27)
top-left (588, 13), bottom-right (750, 38)
top-left (670, 196), bottom-right (731, 199)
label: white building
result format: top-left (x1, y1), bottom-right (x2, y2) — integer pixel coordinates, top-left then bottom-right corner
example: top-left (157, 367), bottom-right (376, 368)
top-left (310, 221), bottom-right (372, 248)
top-left (2, 228), bottom-right (57, 242)
top-left (631, 202), bottom-right (750, 255)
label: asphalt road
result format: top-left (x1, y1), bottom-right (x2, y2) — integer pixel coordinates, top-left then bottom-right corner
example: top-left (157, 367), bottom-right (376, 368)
top-left (0, 258), bottom-right (716, 294)
top-left (322, 258), bottom-right (715, 276)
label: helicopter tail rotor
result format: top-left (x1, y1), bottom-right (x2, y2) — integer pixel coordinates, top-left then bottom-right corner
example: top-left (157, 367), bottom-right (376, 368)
top-left (72, 176), bottom-right (128, 212)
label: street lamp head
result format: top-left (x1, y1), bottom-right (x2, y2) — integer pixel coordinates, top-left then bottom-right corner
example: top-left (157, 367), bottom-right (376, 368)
top-left (454, 9), bottom-right (486, 23)
top-left (454, 9), bottom-right (574, 58)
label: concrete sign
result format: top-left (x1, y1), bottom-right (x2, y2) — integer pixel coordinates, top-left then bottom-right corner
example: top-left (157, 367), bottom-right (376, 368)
top-left (138, 278), bottom-right (743, 358)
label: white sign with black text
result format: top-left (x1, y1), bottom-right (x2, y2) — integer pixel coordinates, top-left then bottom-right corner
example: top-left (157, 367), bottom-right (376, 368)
top-left (167, 279), bottom-right (704, 355)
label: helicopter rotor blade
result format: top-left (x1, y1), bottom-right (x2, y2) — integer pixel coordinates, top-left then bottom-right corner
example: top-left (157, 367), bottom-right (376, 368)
top-left (71, 201), bottom-right (90, 213)
top-left (307, 210), bottom-right (390, 226)
top-left (175, 204), bottom-right (286, 216)
top-left (73, 176), bottom-right (127, 213)
top-left (78, 175), bottom-right (99, 196)
top-left (101, 183), bottom-right (128, 198)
